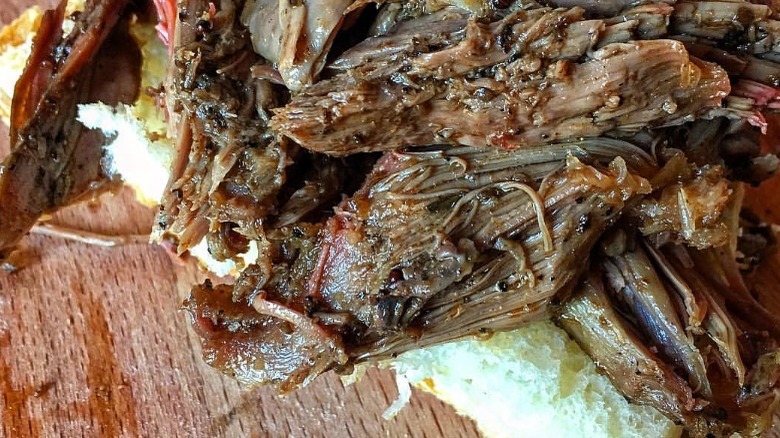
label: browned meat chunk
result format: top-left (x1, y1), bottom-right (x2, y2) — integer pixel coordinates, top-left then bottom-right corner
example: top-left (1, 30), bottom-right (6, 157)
top-left (241, 0), bottom-right (357, 91)
top-left (272, 8), bottom-right (730, 156)
top-left (155, 0), bottom-right (287, 256)
top-left (184, 141), bottom-right (654, 391)
top-left (0, 0), bottom-right (141, 260)
top-left (558, 230), bottom-right (780, 437)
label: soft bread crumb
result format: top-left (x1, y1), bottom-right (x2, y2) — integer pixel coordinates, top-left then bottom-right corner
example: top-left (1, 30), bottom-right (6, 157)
top-left (77, 102), bottom-right (172, 204)
top-left (78, 19), bottom-right (171, 205)
top-left (392, 321), bottom-right (683, 438)
top-left (383, 373), bottom-right (413, 420)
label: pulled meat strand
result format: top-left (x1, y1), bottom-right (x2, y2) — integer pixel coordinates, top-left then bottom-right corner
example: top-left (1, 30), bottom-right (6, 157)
top-left (156, 0), bottom-right (286, 256)
top-left (31, 222), bottom-right (150, 247)
top-left (599, 229), bottom-right (713, 398)
top-left (184, 142), bottom-right (653, 391)
top-left (558, 228), bottom-right (780, 437)
top-left (557, 272), bottom-right (700, 425)
top-left (240, 0), bottom-right (357, 91)
top-left (274, 31), bottom-right (730, 155)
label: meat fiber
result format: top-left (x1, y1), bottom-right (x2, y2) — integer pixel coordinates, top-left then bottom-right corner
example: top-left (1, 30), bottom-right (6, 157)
top-left (184, 140), bottom-right (654, 391)
top-left (545, 0), bottom-right (674, 17)
top-left (600, 230), bottom-right (712, 397)
top-left (272, 8), bottom-right (730, 156)
top-left (177, 3), bottom-right (780, 434)
top-left (240, 0), bottom-right (357, 91)
top-left (5, 1), bottom-right (780, 436)
top-left (557, 272), bottom-right (700, 425)
top-left (558, 231), bottom-right (780, 437)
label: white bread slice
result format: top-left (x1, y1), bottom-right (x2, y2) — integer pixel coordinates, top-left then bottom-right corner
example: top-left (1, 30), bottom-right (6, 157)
top-left (392, 321), bottom-right (682, 438)
top-left (0, 10), bottom-right (682, 438)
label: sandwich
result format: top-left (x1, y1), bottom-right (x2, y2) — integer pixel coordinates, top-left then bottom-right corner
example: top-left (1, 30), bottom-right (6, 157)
top-left (0, 0), bottom-right (779, 437)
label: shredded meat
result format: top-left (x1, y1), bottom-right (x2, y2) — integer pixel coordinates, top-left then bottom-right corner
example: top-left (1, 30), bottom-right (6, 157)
top-left (171, 1), bottom-right (780, 435)
top-left (240, 0), bottom-right (358, 91)
top-left (545, 0), bottom-right (674, 17)
top-left (558, 230), bottom-right (780, 436)
top-left (272, 8), bottom-right (730, 156)
top-left (557, 272), bottom-right (700, 424)
top-left (6, 0), bottom-right (780, 436)
top-left (155, 0), bottom-right (287, 257)
top-left (183, 141), bottom-right (654, 391)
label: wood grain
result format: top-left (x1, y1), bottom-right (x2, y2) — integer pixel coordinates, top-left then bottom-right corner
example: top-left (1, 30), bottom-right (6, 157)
top-left (0, 2), bottom-right (777, 437)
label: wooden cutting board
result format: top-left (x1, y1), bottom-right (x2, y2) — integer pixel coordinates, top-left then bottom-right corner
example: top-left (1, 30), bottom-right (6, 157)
top-left (0, 1), bottom-right (777, 436)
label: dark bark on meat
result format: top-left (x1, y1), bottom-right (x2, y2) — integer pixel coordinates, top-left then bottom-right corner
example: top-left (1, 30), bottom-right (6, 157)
top-left (273, 6), bottom-right (730, 156)
top-left (156, 0), bottom-right (288, 259)
top-left (184, 141), bottom-right (654, 391)
top-left (0, 0), bottom-right (141, 260)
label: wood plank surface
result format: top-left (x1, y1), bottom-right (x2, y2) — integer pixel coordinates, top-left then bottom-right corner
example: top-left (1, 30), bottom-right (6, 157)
top-left (0, 1), bottom-right (777, 437)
